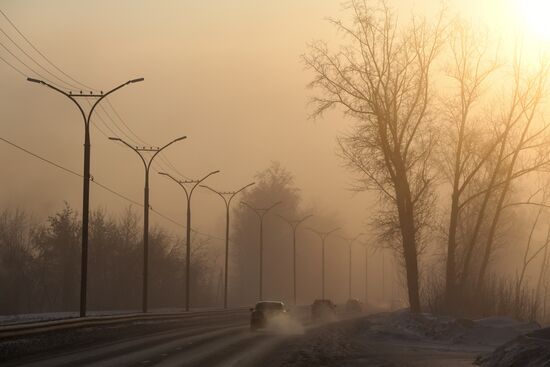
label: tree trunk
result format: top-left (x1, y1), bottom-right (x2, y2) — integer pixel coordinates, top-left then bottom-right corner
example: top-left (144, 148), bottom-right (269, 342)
top-left (394, 162), bottom-right (421, 313)
top-left (445, 191), bottom-right (459, 313)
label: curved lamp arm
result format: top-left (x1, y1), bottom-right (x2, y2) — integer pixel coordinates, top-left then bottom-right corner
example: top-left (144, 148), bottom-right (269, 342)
top-left (27, 77), bottom-right (87, 124)
top-left (28, 77), bottom-right (144, 126)
top-left (191, 170), bottom-right (220, 195)
top-left (109, 136), bottom-right (147, 169)
top-left (200, 185), bottom-right (227, 204)
top-left (229, 182), bottom-right (255, 204)
top-left (88, 78), bottom-right (144, 122)
top-left (158, 171), bottom-right (190, 198)
top-left (149, 136), bottom-right (187, 170)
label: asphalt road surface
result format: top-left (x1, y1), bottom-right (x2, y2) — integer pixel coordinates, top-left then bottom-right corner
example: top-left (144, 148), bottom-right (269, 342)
top-left (0, 308), bottom-right (312, 367)
top-left (2, 308), bottom-right (526, 367)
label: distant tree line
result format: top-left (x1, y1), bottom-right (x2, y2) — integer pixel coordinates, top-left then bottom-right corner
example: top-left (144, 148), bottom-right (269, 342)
top-left (0, 204), bottom-right (216, 315)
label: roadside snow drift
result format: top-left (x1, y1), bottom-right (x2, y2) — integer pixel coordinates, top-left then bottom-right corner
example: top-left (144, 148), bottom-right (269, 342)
top-left (476, 327), bottom-right (550, 367)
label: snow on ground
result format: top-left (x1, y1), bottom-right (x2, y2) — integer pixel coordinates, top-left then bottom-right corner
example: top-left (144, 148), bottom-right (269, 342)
top-left (265, 309), bottom-right (543, 367)
top-left (0, 307), bottom-right (222, 326)
top-left (0, 310), bottom-right (136, 326)
top-left (476, 327), bottom-right (550, 367)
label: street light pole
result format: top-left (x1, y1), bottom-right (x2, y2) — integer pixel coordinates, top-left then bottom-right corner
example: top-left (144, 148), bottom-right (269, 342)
top-left (27, 77), bottom-right (144, 317)
top-left (337, 233), bottom-right (365, 300)
top-left (362, 243), bottom-right (370, 305)
top-left (109, 136), bottom-right (186, 313)
top-left (382, 250), bottom-right (385, 303)
top-left (278, 214), bottom-right (313, 306)
top-left (307, 227), bottom-right (340, 300)
top-left (159, 170), bottom-right (220, 311)
top-left (241, 201), bottom-right (282, 301)
top-left (201, 182), bottom-right (255, 309)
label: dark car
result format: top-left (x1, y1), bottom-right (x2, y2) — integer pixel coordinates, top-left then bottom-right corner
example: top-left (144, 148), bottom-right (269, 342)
top-left (345, 298), bottom-right (362, 314)
top-left (250, 301), bottom-right (288, 331)
top-left (311, 299), bottom-right (336, 321)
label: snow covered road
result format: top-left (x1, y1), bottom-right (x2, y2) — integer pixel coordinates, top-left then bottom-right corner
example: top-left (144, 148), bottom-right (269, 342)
top-left (0, 309), bottom-right (542, 366)
top-left (0, 307), bottom-right (310, 367)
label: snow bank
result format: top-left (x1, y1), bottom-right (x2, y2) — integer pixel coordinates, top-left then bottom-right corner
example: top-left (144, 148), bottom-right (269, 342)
top-left (475, 327), bottom-right (550, 366)
top-left (366, 309), bottom-right (540, 348)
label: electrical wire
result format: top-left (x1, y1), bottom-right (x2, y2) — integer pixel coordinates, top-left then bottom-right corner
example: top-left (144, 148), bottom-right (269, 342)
top-left (82, 99), bottom-right (119, 139)
top-left (0, 12), bottom-right (220, 237)
top-left (0, 10), bottom-right (189, 180)
top-left (0, 39), bottom-right (65, 90)
top-left (0, 25), bottom-right (79, 90)
top-left (0, 135), bottom-right (226, 242)
top-left (0, 53), bottom-right (25, 77)
top-left (0, 8), bottom-right (96, 91)
top-left (103, 98), bottom-right (190, 180)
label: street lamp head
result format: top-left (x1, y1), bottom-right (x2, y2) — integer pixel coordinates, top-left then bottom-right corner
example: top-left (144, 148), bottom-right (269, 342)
top-left (108, 137), bottom-right (122, 142)
top-left (129, 77), bottom-right (145, 84)
top-left (175, 136), bottom-right (187, 142)
top-left (26, 77), bottom-right (43, 84)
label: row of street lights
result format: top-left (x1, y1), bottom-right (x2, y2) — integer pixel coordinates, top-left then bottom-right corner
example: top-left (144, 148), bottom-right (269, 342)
top-left (26, 76), bottom-right (371, 315)
top-left (27, 76), bottom-right (256, 315)
top-left (241, 202), bottom-right (368, 305)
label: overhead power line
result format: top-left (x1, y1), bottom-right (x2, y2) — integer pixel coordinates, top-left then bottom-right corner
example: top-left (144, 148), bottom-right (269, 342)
top-left (0, 136), bottom-right (81, 177)
top-left (0, 53), bottom-right (25, 77)
top-left (0, 135), bottom-right (226, 242)
top-left (0, 39), bottom-right (64, 90)
top-left (0, 26), bottom-right (79, 90)
top-left (0, 10), bottom-right (189, 181)
top-left (0, 8), bottom-right (96, 91)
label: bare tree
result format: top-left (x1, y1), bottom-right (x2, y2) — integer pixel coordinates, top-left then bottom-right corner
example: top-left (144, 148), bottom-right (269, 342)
top-left (514, 204), bottom-right (548, 316)
top-left (304, 0), bottom-right (445, 312)
top-left (477, 55), bottom-right (550, 288)
top-left (447, 50), bottom-right (550, 303)
top-left (439, 20), bottom-right (499, 311)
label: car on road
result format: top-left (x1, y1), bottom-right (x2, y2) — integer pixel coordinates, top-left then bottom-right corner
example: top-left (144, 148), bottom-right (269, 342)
top-left (345, 298), bottom-right (363, 314)
top-left (311, 299), bottom-right (337, 321)
top-left (250, 301), bottom-right (288, 331)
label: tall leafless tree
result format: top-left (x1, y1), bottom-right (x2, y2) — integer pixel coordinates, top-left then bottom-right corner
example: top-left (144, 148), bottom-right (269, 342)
top-left (476, 55), bottom-right (550, 288)
top-left (439, 20), bottom-right (499, 311)
top-left (304, 0), bottom-right (446, 312)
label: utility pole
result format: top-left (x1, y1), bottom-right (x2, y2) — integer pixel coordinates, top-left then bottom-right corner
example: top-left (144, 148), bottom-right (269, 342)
top-left (382, 250), bottom-right (385, 303)
top-left (337, 233), bottom-right (364, 300)
top-left (27, 77), bottom-right (144, 317)
top-left (201, 182), bottom-right (255, 309)
top-left (159, 170), bottom-right (219, 311)
top-left (307, 227), bottom-right (340, 300)
top-left (362, 243), bottom-right (370, 305)
top-left (278, 214), bottom-right (313, 306)
top-left (109, 136), bottom-right (186, 313)
top-left (241, 201), bottom-right (282, 301)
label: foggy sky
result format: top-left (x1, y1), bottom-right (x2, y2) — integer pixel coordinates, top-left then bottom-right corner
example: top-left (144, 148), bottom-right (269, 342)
top-left (0, 0), bottom-right (535, 304)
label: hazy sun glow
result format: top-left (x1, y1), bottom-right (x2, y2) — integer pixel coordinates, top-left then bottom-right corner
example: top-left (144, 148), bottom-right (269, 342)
top-left (517, 0), bottom-right (550, 40)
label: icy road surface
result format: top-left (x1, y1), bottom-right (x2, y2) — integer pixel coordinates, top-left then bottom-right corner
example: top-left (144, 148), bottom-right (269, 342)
top-left (0, 308), bottom-right (540, 366)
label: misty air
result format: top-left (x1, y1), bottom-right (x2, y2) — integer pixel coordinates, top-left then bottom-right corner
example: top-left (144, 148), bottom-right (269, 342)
top-left (1, 1), bottom-right (550, 366)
